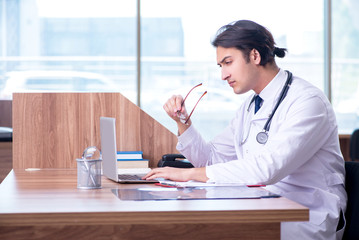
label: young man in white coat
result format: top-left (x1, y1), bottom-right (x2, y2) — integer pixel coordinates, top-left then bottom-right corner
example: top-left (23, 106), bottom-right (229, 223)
top-left (144, 20), bottom-right (347, 239)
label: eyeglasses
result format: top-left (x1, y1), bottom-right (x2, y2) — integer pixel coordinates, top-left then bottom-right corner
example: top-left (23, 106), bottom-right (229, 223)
top-left (177, 83), bottom-right (207, 124)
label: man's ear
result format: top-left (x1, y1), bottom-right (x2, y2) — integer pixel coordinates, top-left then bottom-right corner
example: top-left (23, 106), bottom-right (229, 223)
top-left (251, 49), bottom-right (261, 65)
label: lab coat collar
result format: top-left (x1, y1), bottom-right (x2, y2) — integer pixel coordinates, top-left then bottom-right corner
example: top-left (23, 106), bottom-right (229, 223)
top-left (259, 69), bottom-right (288, 106)
top-left (253, 69), bottom-right (288, 118)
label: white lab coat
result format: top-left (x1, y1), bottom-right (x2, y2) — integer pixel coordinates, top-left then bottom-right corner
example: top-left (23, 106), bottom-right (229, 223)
top-left (177, 69), bottom-right (347, 240)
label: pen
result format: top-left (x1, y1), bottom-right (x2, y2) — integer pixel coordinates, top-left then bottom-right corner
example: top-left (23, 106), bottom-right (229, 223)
top-left (247, 184), bottom-right (266, 187)
top-left (155, 183), bottom-right (177, 188)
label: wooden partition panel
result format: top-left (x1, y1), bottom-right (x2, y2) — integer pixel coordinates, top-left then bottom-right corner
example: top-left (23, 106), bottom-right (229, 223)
top-left (12, 93), bottom-right (178, 169)
top-left (339, 134), bottom-right (350, 161)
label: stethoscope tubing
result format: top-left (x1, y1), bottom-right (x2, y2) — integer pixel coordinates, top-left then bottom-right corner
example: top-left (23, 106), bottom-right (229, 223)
top-left (262, 70), bottom-right (293, 132)
top-left (245, 70), bottom-right (293, 145)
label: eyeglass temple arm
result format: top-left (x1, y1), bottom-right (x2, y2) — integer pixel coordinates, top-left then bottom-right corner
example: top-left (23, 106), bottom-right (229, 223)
top-left (181, 83), bottom-right (202, 107)
top-left (184, 91), bottom-right (207, 124)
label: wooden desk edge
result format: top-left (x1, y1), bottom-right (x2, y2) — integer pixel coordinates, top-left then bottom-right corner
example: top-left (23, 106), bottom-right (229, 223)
top-left (0, 209), bottom-right (309, 227)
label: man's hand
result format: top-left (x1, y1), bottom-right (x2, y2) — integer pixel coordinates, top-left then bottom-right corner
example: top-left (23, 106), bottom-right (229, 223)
top-left (143, 167), bottom-right (209, 182)
top-left (163, 95), bottom-right (191, 135)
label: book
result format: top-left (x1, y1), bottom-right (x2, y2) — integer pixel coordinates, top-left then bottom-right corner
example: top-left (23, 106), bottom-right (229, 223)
top-left (117, 159), bottom-right (149, 168)
top-left (117, 151), bottom-right (143, 159)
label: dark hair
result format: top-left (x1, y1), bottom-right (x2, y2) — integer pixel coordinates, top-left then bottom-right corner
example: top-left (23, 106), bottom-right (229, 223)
top-left (212, 20), bottom-right (287, 66)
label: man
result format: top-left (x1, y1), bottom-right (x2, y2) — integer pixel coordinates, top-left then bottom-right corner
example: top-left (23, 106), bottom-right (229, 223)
top-left (144, 20), bottom-right (346, 239)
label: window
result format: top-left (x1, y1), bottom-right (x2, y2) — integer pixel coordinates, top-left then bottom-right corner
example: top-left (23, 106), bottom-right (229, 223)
top-left (332, 0), bottom-right (359, 133)
top-left (0, 0), bottom-right (137, 102)
top-left (0, 0), bottom-right (355, 140)
top-left (140, 0), bottom-right (324, 139)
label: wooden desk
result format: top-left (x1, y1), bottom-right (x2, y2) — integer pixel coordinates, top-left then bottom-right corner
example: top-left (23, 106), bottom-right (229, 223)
top-left (0, 169), bottom-right (309, 240)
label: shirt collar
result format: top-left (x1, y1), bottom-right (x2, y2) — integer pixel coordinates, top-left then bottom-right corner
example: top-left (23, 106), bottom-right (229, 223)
top-left (258, 68), bottom-right (288, 105)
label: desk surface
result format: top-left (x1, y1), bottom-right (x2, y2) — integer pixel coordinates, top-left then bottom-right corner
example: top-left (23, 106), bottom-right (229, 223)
top-left (0, 169), bottom-right (308, 226)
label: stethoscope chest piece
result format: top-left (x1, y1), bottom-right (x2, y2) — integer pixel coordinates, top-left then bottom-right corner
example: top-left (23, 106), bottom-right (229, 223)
top-left (253, 70), bottom-right (293, 145)
top-left (256, 131), bottom-right (268, 144)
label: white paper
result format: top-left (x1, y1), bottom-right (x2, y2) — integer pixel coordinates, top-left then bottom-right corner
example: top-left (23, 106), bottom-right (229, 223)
top-left (159, 180), bottom-right (246, 188)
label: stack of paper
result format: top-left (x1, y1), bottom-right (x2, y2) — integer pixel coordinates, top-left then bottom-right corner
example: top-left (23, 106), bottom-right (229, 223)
top-left (117, 151), bottom-right (149, 168)
top-left (158, 180), bottom-right (246, 187)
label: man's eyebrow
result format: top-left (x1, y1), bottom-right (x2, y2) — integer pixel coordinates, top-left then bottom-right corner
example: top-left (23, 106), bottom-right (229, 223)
top-left (218, 56), bottom-right (231, 66)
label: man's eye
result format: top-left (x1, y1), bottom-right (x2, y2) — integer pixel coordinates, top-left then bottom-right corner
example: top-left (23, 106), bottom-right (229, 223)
top-left (225, 61), bottom-right (232, 65)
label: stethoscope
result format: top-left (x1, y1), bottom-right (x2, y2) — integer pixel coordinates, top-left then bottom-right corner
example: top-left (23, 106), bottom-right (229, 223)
top-left (247, 70), bottom-right (293, 144)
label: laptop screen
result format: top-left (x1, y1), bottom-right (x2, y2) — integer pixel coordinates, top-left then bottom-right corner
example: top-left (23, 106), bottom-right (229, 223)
top-left (100, 117), bottom-right (118, 182)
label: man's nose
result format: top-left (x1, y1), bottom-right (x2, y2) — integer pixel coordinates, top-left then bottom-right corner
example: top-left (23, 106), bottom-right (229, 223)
top-left (222, 69), bottom-right (230, 80)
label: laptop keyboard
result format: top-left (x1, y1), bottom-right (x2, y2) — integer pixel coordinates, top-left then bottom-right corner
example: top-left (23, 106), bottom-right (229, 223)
top-left (118, 174), bottom-right (142, 180)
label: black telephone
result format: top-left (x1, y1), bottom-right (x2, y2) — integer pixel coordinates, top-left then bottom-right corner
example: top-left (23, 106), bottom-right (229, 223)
top-left (157, 154), bottom-right (194, 168)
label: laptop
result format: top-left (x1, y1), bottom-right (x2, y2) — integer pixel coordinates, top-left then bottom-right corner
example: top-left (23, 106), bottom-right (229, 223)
top-left (100, 117), bottom-right (159, 183)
